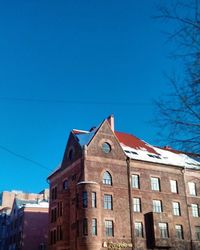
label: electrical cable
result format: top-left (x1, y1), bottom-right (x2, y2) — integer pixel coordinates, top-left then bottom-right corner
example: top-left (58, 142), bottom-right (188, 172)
top-left (0, 97), bottom-right (151, 106)
top-left (0, 145), bottom-right (52, 172)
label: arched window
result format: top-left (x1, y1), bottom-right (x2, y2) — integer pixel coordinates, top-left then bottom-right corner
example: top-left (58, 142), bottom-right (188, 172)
top-left (103, 171), bottom-right (112, 185)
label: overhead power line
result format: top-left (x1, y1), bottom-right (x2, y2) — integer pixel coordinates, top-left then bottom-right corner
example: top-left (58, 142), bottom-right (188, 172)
top-left (0, 145), bottom-right (52, 172)
top-left (0, 97), bottom-right (151, 106)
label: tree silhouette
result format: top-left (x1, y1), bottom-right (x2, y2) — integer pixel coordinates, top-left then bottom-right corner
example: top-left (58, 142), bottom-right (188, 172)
top-left (155, 0), bottom-right (200, 154)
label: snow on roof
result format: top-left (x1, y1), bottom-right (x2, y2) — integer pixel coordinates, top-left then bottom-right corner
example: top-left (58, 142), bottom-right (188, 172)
top-left (120, 140), bottom-right (200, 170)
top-left (15, 198), bottom-right (49, 209)
top-left (24, 201), bottom-right (49, 208)
top-left (11, 190), bottom-right (23, 194)
top-left (190, 156), bottom-right (200, 163)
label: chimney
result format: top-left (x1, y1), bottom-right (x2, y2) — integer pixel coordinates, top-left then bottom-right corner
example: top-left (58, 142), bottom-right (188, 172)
top-left (107, 114), bottom-right (114, 131)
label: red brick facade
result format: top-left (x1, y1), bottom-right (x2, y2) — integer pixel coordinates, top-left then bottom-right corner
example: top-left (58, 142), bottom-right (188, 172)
top-left (48, 116), bottom-right (200, 250)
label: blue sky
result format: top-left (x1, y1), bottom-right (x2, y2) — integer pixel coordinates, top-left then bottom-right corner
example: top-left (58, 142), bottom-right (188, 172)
top-left (0, 0), bottom-right (177, 193)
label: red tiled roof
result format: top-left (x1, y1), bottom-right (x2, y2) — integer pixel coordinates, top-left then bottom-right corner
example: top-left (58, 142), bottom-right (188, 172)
top-left (72, 128), bottom-right (158, 155)
top-left (115, 131), bottom-right (158, 154)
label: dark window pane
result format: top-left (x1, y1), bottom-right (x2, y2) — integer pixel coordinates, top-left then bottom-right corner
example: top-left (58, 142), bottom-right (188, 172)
top-left (82, 192), bottom-right (88, 208)
top-left (83, 218), bottom-right (88, 235)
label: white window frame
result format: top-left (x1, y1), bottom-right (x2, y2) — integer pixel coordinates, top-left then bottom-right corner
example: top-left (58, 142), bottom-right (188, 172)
top-left (170, 180), bottom-right (178, 193)
top-left (104, 194), bottom-right (113, 210)
top-left (103, 171), bottom-right (112, 185)
top-left (105, 220), bottom-right (114, 237)
top-left (133, 198), bottom-right (141, 212)
top-left (195, 226), bottom-right (200, 240)
top-left (132, 174), bottom-right (140, 189)
top-left (151, 177), bottom-right (160, 191)
top-left (188, 182), bottom-right (197, 196)
top-left (172, 202), bottom-right (181, 216)
top-left (134, 222), bottom-right (143, 237)
top-left (92, 218), bottom-right (97, 236)
top-left (153, 200), bottom-right (162, 213)
top-left (159, 223), bottom-right (169, 238)
top-left (191, 204), bottom-right (199, 217)
top-left (92, 192), bottom-right (96, 208)
top-left (175, 225), bottom-right (184, 239)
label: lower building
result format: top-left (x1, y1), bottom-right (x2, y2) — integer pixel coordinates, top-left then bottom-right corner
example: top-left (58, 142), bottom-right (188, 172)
top-left (0, 207), bottom-right (10, 250)
top-left (48, 115), bottom-right (200, 250)
top-left (0, 189), bottom-right (49, 212)
top-left (0, 189), bottom-right (49, 250)
top-left (6, 199), bottom-right (49, 250)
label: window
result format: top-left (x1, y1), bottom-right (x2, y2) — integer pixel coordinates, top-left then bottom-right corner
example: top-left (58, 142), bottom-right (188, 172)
top-left (63, 180), bottom-right (68, 190)
top-left (92, 218), bottom-right (97, 236)
top-left (82, 191), bottom-right (88, 208)
top-left (132, 175), bottom-right (140, 189)
top-left (57, 202), bottom-right (63, 217)
top-left (133, 198), bottom-right (141, 212)
top-left (151, 177), bottom-right (160, 191)
top-left (50, 229), bottom-right (57, 245)
top-left (159, 223), bottom-right (169, 238)
top-left (188, 182), bottom-right (197, 196)
top-left (60, 226), bottom-right (63, 241)
top-left (135, 222), bottom-right (143, 237)
top-left (170, 180), bottom-right (178, 193)
top-left (104, 194), bottom-right (113, 210)
top-left (50, 231), bottom-right (53, 245)
top-left (172, 202), bottom-right (181, 216)
top-left (105, 220), bottom-right (114, 237)
top-left (191, 204), bottom-right (199, 217)
top-left (147, 154), bottom-right (161, 159)
top-left (195, 226), bottom-right (200, 240)
top-left (92, 192), bottom-right (96, 208)
top-left (175, 225), bottom-right (184, 239)
top-left (103, 171), bottom-right (112, 185)
top-left (57, 225), bottom-right (63, 241)
top-left (54, 186), bottom-right (57, 199)
top-left (51, 207), bottom-right (57, 223)
top-left (153, 200), bottom-right (162, 213)
top-left (102, 142), bottom-right (111, 153)
top-left (83, 218), bottom-right (88, 235)
top-left (53, 229), bottom-right (56, 244)
top-left (51, 186), bottom-right (57, 201)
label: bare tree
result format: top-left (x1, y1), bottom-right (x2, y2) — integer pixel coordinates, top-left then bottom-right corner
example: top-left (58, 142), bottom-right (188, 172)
top-left (155, 0), bottom-right (200, 154)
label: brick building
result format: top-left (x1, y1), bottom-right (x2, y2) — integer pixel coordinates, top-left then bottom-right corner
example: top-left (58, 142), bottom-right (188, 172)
top-left (48, 115), bottom-right (200, 250)
top-left (0, 189), bottom-right (49, 250)
top-left (0, 207), bottom-right (10, 250)
top-left (6, 198), bottom-right (49, 250)
top-left (0, 189), bottom-right (49, 212)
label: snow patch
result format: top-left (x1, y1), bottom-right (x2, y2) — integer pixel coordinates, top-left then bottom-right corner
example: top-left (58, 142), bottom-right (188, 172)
top-left (122, 145), bottom-right (200, 169)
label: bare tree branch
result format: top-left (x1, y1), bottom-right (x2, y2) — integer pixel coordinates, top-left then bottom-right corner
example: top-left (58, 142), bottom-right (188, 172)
top-left (154, 0), bottom-right (200, 153)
